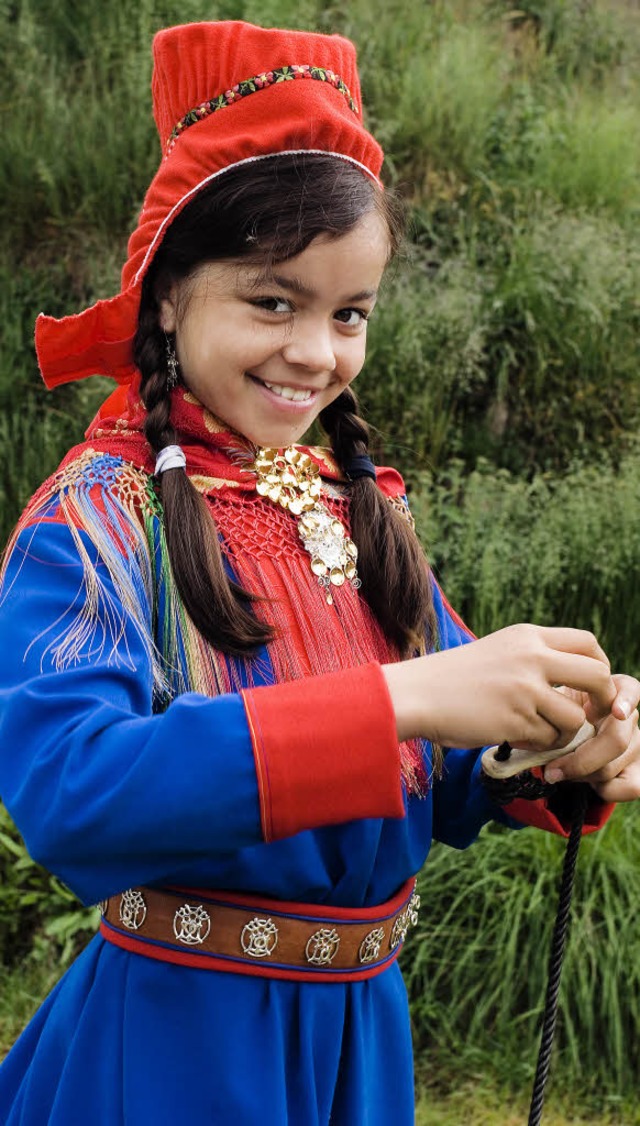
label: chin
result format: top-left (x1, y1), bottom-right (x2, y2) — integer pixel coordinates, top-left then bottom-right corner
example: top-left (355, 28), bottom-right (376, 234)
top-left (244, 423), bottom-right (312, 449)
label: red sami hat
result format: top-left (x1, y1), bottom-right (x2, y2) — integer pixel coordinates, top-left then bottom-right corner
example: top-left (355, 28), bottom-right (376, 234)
top-left (35, 20), bottom-right (384, 390)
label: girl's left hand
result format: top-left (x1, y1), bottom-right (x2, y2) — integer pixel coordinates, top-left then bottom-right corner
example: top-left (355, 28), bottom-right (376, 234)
top-left (544, 675), bottom-right (640, 802)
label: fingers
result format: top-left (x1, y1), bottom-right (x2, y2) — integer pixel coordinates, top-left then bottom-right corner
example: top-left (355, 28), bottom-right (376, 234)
top-left (544, 711), bottom-right (640, 786)
top-left (539, 627), bottom-right (610, 667)
top-left (590, 759), bottom-right (640, 804)
top-left (546, 651), bottom-right (616, 714)
top-left (610, 674), bottom-right (640, 722)
top-left (535, 688), bottom-right (589, 750)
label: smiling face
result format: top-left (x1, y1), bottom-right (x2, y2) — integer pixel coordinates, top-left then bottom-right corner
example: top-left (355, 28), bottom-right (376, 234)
top-left (158, 209), bottom-right (390, 448)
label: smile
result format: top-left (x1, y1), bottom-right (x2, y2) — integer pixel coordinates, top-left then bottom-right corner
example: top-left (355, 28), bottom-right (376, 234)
top-left (248, 374), bottom-right (319, 407)
top-left (261, 380), bottom-right (313, 402)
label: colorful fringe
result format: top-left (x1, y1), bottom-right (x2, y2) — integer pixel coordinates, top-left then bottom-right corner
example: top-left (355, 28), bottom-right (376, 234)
top-left (0, 450), bottom-right (234, 709)
top-left (1, 445), bottom-right (431, 794)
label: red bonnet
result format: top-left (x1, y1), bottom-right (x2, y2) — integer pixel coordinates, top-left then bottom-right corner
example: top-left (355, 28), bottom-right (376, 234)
top-left (35, 21), bottom-right (384, 390)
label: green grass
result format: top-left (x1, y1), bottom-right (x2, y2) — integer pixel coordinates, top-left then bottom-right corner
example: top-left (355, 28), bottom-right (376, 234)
top-left (2, 0), bottom-right (640, 483)
top-left (415, 1083), bottom-right (640, 1125)
top-left (402, 802), bottom-right (640, 1107)
top-left (0, 956), bottom-right (64, 1061)
top-left (529, 93), bottom-right (640, 219)
top-left (412, 451), bottom-right (640, 676)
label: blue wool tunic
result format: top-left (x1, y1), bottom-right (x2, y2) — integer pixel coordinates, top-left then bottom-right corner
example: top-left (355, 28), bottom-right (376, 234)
top-left (0, 487), bottom-right (519, 1125)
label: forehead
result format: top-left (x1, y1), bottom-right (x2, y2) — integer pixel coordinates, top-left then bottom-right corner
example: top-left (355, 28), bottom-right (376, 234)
top-left (190, 209), bottom-right (390, 296)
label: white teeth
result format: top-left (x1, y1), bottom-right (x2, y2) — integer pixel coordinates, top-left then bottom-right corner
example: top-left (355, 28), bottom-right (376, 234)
top-left (262, 380), bottom-right (312, 402)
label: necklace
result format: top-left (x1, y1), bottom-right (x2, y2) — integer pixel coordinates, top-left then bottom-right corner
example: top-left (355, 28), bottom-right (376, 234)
top-left (252, 447), bottom-right (360, 605)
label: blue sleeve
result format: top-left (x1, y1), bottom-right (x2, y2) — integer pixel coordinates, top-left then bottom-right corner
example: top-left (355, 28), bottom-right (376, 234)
top-left (428, 579), bottom-right (519, 848)
top-left (0, 520), bottom-right (262, 905)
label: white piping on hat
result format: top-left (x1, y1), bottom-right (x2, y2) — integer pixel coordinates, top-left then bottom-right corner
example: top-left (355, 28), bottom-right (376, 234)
top-left (133, 150), bottom-right (383, 286)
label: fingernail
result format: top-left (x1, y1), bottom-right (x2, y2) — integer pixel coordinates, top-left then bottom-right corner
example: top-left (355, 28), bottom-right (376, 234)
top-left (618, 700), bottom-right (630, 718)
top-left (544, 767), bottom-right (564, 784)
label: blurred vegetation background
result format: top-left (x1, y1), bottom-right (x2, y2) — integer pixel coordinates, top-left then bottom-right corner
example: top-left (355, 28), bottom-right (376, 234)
top-left (1, 0), bottom-right (639, 1121)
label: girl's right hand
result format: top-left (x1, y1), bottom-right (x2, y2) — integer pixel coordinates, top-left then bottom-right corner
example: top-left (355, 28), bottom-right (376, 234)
top-left (382, 624), bottom-right (615, 753)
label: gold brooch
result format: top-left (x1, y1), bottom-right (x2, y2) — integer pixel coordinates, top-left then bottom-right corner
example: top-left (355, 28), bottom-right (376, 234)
top-left (252, 447), bottom-right (360, 604)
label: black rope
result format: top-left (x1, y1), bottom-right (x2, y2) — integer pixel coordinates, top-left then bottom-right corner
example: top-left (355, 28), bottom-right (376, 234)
top-left (482, 770), bottom-right (555, 805)
top-left (527, 783), bottom-right (589, 1126)
top-left (481, 760), bottom-right (590, 1125)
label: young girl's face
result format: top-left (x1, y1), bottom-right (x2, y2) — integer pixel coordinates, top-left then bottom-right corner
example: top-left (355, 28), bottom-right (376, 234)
top-left (159, 210), bottom-right (390, 448)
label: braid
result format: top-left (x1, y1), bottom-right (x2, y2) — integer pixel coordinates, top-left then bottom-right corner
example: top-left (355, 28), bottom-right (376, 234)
top-left (134, 298), bottom-right (273, 656)
top-left (320, 387), bottom-right (437, 657)
top-left (136, 305), bottom-right (179, 455)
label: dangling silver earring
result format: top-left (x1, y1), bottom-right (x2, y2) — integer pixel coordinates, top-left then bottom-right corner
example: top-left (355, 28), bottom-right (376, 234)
top-left (165, 332), bottom-right (179, 389)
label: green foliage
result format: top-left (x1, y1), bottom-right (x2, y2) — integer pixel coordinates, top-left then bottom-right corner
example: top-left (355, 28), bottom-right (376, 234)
top-left (412, 453), bottom-right (640, 675)
top-left (0, 805), bottom-right (97, 969)
top-left (473, 211), bottom-right (640, 471)
top-left (362, 208), bottom-right (640, 474)
top-left (0, 955), bottom-right (65, 1061)
top-left (362, 256), bottom-right (487, 470)
top-left (490, 1), bottom-right (637, 83)
top-left (1, 0), bottom-right (640, 481)
top-left (528, 94), bottom-right (640, 219)
top-left (403, 802), bottom-right (640, 1105)
top-left (0, 242), bottom-right (119, 542)
top-left (415, 1080), bottom-right (639, 1126)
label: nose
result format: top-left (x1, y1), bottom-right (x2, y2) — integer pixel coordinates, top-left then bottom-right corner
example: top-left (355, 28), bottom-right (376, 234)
top-left (280, 317), bottom-right (337, 374)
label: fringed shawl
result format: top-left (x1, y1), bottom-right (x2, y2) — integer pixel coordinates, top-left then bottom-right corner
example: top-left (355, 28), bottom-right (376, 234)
top-left (1, 378), bottom-right (429, 794)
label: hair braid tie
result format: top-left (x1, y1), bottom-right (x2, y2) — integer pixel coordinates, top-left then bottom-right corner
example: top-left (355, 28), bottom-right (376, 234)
top-left (345, 455), bottom-right (377, 481)
top-left (155, 445), bottom-right (187, 474)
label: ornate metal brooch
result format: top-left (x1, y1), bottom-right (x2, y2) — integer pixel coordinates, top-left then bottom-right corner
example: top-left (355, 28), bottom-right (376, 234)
top-left (252, 447), bottom-right (360, 604)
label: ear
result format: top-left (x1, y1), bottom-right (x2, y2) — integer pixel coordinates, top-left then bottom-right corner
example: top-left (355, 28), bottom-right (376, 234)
top-left (158, 285), bottom-right (179, 334)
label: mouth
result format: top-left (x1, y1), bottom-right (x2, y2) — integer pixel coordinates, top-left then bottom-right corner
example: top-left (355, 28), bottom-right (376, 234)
top-left (247, 374), bottom-right (320, 407)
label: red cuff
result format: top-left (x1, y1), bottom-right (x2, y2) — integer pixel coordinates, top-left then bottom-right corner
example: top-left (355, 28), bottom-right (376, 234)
top-left (241, 663), bottom-right (404, 842)
top-left (505, 788), bottom-right (614, 838)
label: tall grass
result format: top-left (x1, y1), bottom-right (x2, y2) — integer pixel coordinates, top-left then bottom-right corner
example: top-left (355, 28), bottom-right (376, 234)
top-left (529, 94), bottom-right (640, 219)
top-left (412, 453), bottom-right (640, 675)
top-left (404, 802), bottom-right (640, 1106)
top-left (2, 0), bottom-right (639, 481)
top-left (362, 207), bottom-right (640, 474)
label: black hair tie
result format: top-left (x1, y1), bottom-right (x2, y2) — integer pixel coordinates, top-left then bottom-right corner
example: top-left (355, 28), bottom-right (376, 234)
top-left (346, 455), bottom-right (377, 481)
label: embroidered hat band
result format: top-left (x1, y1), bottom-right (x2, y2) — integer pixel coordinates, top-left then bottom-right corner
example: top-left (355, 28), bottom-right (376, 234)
top-left (167, 64), bottom-right (359, 154)
top-left (99, 879), bottom-right (420, 983)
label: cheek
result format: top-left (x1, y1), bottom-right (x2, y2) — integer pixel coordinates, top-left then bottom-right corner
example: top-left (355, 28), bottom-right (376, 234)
top-left (342, 336), bottom-right (368, 382)
top-left (177, 323), bottom-right (228, 376)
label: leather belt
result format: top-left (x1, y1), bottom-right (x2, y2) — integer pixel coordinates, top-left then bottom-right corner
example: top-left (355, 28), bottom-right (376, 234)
top-left (99, 879), bottom-right (420, 983)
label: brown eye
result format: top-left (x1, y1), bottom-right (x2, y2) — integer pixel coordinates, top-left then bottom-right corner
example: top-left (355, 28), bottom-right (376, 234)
top-left (252, 297), bottom-right (292, 314)
top-left (335, 308), bottom-right (368, 327)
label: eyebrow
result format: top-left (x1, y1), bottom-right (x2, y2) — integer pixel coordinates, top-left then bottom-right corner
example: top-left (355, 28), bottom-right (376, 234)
top-left (249, 270), bottom-right (378, 304)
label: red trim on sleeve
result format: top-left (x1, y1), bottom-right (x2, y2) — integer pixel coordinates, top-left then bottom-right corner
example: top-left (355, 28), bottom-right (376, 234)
top-left (505, 791), bottom-right (614, 837)
top-left (241, 663), bottom-right (404, 842)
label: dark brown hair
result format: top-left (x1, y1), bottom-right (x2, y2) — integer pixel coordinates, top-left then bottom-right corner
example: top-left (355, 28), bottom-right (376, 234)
top-left (134, 153), bottom-right (436, 657)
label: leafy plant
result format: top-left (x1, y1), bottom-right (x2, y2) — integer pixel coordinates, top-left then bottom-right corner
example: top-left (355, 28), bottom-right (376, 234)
top-left (0, 805), bottom-right (97, 969)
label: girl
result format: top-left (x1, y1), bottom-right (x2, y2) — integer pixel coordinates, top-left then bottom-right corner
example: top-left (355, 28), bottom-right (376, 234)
top-left (0, 20), bottom-right (638, 1125)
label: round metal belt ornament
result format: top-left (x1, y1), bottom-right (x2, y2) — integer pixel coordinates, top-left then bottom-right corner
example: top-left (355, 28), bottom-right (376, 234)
top-left (390, 892), bottom-right (421, 950)
top-left (173, 903), bottom-right (212, 946)
top-left (358, 927), bottom-right (386, 964)
top-left (240, 917), bottom-right (279, 958)
top-left (305, 927), bottom-right (341, 966)
top-left (119, 889), bottom-right (147, 931)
